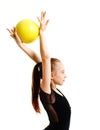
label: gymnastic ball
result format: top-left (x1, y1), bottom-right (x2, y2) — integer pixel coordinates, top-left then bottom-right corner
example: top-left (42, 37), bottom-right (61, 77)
top-left (16, 19), bottom-right (39, 43)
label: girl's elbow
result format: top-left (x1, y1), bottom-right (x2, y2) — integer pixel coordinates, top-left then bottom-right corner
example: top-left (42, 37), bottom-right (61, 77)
top-left (42, 54), bottom-right (50, 60)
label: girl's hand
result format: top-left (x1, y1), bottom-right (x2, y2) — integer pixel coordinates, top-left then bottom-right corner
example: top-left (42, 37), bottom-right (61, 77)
top-left (37, 11), bottom-right (49, 32)
top-left (7, 27), bottom-right (22, 46)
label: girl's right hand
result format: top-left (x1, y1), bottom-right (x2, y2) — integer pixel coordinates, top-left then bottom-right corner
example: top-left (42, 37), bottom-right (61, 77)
top-left (7, 27), bottom-right (23, 46)
top-left (37, 11), bottom-right (49, 32)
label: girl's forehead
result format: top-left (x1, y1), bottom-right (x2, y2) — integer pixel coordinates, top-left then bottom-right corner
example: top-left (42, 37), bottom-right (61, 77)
top-left (56, 62), bottom-right (65, 69)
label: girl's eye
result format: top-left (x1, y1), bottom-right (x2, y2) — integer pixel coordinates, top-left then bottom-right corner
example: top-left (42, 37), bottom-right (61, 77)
top-left (61, 71), bottom-right (64, 73)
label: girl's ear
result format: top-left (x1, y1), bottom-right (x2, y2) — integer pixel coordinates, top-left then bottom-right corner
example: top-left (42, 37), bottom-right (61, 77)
top-left (51, 72), bottom-right (55, 80)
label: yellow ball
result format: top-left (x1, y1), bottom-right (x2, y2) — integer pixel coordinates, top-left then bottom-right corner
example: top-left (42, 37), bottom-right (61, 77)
top-left (16, 19), bottom-right (39, 43)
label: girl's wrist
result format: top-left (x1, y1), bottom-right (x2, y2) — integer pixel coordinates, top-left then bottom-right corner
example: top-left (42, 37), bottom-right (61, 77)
top-left (39, 29), bottom-right (45, 35)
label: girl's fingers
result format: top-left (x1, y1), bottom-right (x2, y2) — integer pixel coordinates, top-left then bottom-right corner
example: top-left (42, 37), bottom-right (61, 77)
top-left (40, 11), bottom-right (46, 23)
top-left (45, 20), bottom-right (49, 26)
top-left (13, 27), bottom-right (16, 32)
top-left (43, 11), bottom-right (46, 18)
top-left (37, 17), bottom-right (40, 23)
top-left (41, 11), bottom-right (43, 21)
top-left (7, 28), bottom-right (12, 33)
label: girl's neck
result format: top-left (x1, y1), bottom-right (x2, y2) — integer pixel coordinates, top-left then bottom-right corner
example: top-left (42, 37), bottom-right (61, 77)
top-left (51, 80), bottom-right (57, 90)
top-left (51, 81), bottom-right (63, 97)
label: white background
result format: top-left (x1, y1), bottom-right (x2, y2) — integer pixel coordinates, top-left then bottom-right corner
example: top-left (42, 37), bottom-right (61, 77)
top-left (0, 0), bottom-right (100, 130)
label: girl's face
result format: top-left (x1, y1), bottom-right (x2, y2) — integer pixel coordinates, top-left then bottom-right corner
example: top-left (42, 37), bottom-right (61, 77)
top-left (51, 62), bottom-right (67, 85)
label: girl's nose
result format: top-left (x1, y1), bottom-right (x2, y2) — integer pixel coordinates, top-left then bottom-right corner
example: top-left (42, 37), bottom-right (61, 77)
top-left (65, 73), bottom-right (67, 78)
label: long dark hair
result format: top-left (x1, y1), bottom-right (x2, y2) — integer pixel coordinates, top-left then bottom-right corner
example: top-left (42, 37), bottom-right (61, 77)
top-left (31, 62), bottom-right (42, 113)
top-left (31, 58), bottom-right (61, 113)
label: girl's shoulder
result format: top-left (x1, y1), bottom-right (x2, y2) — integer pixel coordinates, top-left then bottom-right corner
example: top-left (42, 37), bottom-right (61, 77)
top-left (39, 88), bottom-right (55, 104)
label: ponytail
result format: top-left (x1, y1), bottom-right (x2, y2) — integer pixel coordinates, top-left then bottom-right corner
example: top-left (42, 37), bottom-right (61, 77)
top-left (31, 58), bottom-right (60, 113)
top-left (31, 62), bottom-right (42, 113)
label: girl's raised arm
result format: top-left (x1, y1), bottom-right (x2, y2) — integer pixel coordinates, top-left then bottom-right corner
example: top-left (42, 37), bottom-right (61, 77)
top-left (38, 11), bottom-right (51, 94)
top-left (7, 27), bottom-right (41, 63)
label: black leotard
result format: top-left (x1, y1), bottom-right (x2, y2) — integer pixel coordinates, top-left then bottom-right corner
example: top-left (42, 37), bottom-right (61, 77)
top-left (40, 88), bottom-right (71, 130)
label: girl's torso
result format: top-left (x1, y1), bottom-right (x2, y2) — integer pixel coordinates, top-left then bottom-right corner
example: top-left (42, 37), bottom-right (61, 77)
top-left (40, 88), bottom-right (71, 130)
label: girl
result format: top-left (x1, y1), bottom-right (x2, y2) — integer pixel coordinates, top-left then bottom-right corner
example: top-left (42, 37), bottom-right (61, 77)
top-left (7, 11), bottom-right (71, 130)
